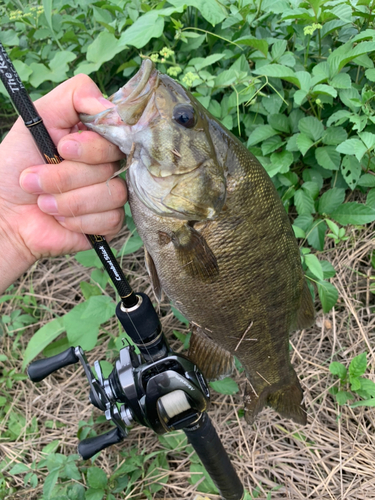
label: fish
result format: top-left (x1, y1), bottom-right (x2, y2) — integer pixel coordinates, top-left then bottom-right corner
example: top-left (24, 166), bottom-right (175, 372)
top-left (80, 59), bottom-right (315, 425)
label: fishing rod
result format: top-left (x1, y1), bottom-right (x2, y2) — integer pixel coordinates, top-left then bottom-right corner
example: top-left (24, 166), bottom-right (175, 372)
top-left (0, 42), bottom-right (244, 500)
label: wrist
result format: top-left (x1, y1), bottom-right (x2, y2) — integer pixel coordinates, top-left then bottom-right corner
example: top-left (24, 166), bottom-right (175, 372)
top-left (0, 215), bottom-right (37, 294)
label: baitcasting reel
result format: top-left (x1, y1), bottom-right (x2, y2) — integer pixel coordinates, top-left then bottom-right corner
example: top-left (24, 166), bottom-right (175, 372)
top-left (28, 293), bottom-right (244, 500)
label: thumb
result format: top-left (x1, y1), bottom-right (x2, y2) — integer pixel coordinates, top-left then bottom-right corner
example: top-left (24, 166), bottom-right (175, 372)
top-left (35, 73), bottom-right (114, 144)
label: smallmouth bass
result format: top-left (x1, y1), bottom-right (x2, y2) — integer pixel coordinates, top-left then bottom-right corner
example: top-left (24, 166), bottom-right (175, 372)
top-left (81, 59), bottom-right (315, 425)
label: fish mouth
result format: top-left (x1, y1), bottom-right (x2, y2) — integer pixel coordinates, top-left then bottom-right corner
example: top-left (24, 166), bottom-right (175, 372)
top-left (80, 59), bottom-right (159, 128)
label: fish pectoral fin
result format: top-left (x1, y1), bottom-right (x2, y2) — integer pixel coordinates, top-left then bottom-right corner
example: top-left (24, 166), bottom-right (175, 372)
top-left (144, 248), bottom-right (162, 302)
top-left (172, 225), bottom-right (219, 283)
top-left (188, 326), bottom-right (234, 381)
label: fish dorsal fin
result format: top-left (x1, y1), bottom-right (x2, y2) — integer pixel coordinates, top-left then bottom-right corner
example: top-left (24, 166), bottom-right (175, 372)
top-left (188, 326), bottom-right (234, 381)
top-left (296, 280), bottom-right (315, 330)
top-left (144, 248), bottom-right (162, 303)
top-left (171, 224), bottom-right (219, 283)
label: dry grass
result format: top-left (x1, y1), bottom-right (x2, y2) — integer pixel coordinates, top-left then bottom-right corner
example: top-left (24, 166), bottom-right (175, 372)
top-left (0, 223), bottom-right (374, 500)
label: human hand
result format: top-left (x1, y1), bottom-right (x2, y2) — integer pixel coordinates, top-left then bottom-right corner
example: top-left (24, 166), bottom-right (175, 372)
top-left (0, 74), bottom-right (127, 291)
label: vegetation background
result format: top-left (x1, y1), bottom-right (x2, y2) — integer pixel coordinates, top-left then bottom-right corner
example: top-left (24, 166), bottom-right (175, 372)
top-left (0, 0), bottom-right (374, 498)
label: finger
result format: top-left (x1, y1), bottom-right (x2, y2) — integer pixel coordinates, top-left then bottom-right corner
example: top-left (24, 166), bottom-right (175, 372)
top-left (37, 177), bottom-right (127, 217)
top-left (54, 208), bottom-right (125, 237)
top-left (57, 131), bottom-right (125, 164)
top-left (20, 160), bottom-right (121, 194)
top-left (1, 75), bottom-right (116, 179)
top-left (35, 74), bottom-right (116, 143)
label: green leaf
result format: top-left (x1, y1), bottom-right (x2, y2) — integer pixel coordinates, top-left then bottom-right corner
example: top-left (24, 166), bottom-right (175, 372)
top-left (86, 32), bottom-right (124, 67)
top-left (64, 303), bottom-right (100, 350)
top-left (119, 12), bottom-right (164, 49)
top-left (253, 64), bottom-right (300, 87)
top-left (87, 467), bottom-right (108, 489)
top-left (169, 0), bottom-right (227, 25)
top-left (329, 362), bottom-right (347, 380)
top-left (315, 146), bottom-right (341, 171)
top-left (365, 68), bottom-right (375, 82)
top-left (189, 462), bottom-right (219, 493)
top-left (75, 249), bottom-right (103, 269)
top-left (321, 260), bottom-right (336, 278)
top-left (268, 114), bottom-right (290, 133)
top-left (171, 306), bottom-right (189, 325)
top-left (307, 220), bottom-right (327, 251)
top-left (292, 225), bottom-right (306, 238)
top-left (351, 377), bottom-right (361, 391)
top-left (43, 468), bottom-right (60, 500)
top-left (294, 189), bottom-right (315, 215)
top-left (329, 73), bottom-right (352, 89)
top-left (121, 234), bottom-right (143, 254)
top-left (335, 390), bottom-right (353, 405)
top-left (329, 41), bottom-right (375, 75)
top-left (85, 489), bottom-right (105, 500)
top-left (330, 202), bottom-right (375, 225)
top-left (357, 174), bottom-right (375, 188)
top-left (350, 398), bottom-right (375, 408)
top-left (322, 127), bottom-right (348, 146)
top-left (367, 188), bottom-right (375, 208)
top-left (359, 379), bottom-right (375, 398)
top-left (209, 378), bottom-right (239, 395)
top-left (327, 110), bottom-right (352, 127)
top-left (190, 54), bottom-right (225, 71)
top-left (318, 188), bottom-right (345, 215)
top-left (247, 125), bottom-right (278, 147)
top-left (270, 150), bottom-right (294, 174)
top-left (9, 463), bottom-right (30, 474)
top-left (42, 0), bottom-right (54, 35)
top-left (359, 132), bottom-right (375, 150)
top-left (294, 71), bottom-right (311, 91)
top-left (262, 93), bottom-right (283, 114)
top-left (336, 139), bottom-right (367, 162)
top-left (341, 155), bottom-right (362, 190)
top-left (316, 280), bottom-right (339, 313)
top-left (261, 136), bottom-right (284, 155)
top-left (296, 133), bottom-right (314, 156)
top-left (80, 282), bottom-right (102, 300)
top-left (80, 296), bottom-right (115, 323)
top-left (304, 254), bottom-right (324, 280)
top-left (349, 353), bottom-right (367, 378)
top-left (237, 37), bottom-right (268, 57)
top-left (294, 89), bottom-right (308, 106)
top-left (22, 317), bottom-right (65, 370)
top-left (298, 117), bottom-right (324, 141)
top-left (339, 88), bottom-right (361, 112)
top-left (302, 181), bottom-right (320, 200)
top-left (312, 84), bottom-right (337, 98)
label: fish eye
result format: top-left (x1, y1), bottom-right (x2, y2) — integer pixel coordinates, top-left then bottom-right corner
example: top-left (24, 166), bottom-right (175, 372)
top-left (173, 105), bottom-right (196, 128)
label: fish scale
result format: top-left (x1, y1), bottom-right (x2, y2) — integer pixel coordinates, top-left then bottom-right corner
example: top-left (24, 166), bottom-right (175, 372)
top-left (80, 59), bottom-right (315, 425)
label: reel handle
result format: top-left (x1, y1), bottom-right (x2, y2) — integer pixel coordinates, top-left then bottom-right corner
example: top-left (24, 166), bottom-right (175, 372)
top-left (27, 347), bottom-right (79, 382)
top-left (78, 427), bottom-right (125, 460)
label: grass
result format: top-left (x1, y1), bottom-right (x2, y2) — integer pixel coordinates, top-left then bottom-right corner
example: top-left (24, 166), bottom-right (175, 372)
top-left (1, 220), bottom-right (374, 499)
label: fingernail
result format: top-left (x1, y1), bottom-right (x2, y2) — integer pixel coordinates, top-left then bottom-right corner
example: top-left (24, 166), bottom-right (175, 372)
top-left (38, 194), bottom-right (58, 214)
top-left (20, 173), bottom-right (43, 194)
top-left (59, 139), bottom-right (81, 159)
top-left (97, 96), bottom-right (115, 109)
top-left (54, 216), bottom-right (65, 222)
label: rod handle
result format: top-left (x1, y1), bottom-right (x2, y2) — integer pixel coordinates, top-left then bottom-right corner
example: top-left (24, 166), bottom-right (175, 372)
top-left (78, 427), bottom-right (125, 460)
top-left (184, 413), bottom-right (244, 500)
top-left (27, 347), bottom-right (79, 382)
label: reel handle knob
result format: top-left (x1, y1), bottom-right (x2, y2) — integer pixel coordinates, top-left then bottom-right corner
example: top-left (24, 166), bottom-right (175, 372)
top-left (27, 347), bottom-right (79, 382)
top-left (78, 427), bottom-right (125, 460)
